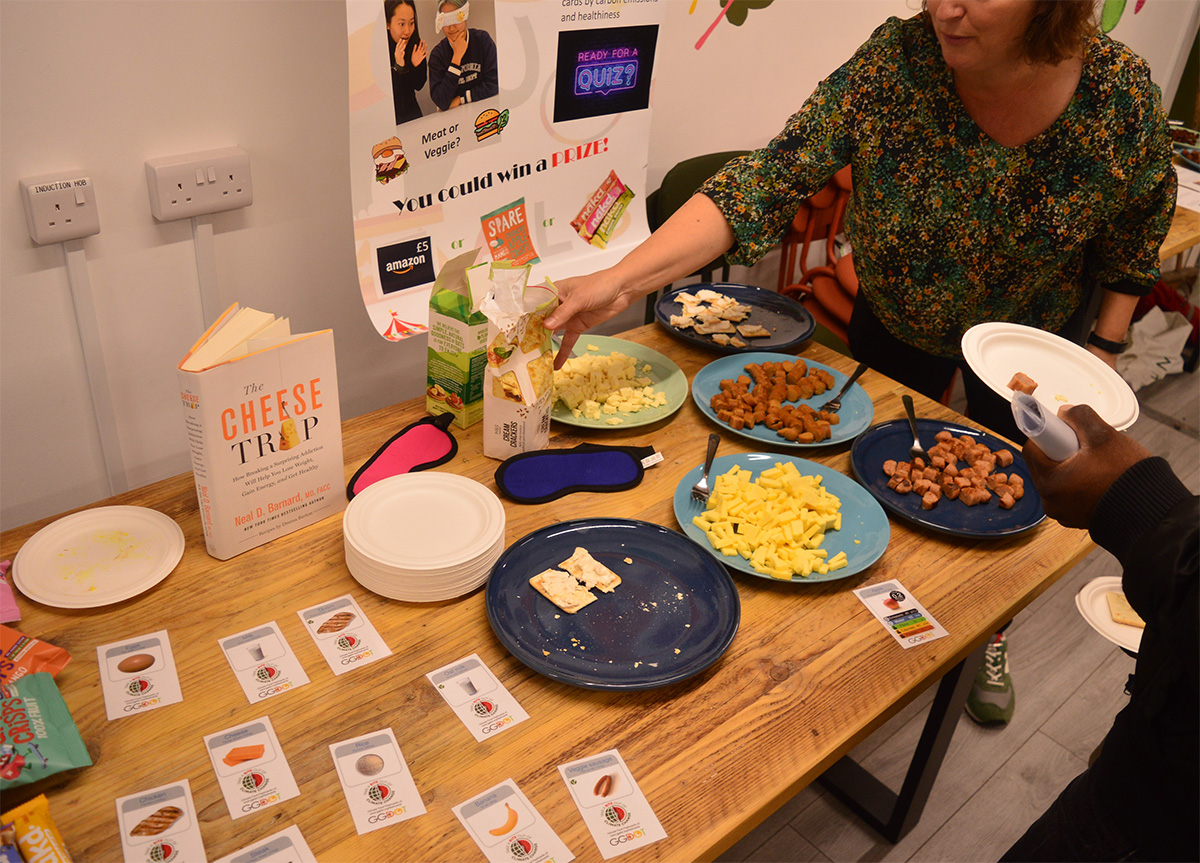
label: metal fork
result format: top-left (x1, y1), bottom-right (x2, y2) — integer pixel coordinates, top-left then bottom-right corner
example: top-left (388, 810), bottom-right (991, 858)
top-left (690, 433), bottom-right (721, 505)
top-left (902, 394), bottom-right (933, 463)
top-left (819, 362), bottom-right (869, 412)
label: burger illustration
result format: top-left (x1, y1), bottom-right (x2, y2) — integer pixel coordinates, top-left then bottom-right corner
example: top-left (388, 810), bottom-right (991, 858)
top-left (474, 108), bottom-right (509, 142)
top-left (373, 137), bottom-right (408, 184)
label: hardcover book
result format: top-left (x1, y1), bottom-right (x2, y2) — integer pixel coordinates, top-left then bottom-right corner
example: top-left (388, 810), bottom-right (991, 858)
top-left (178, 304), bottom-right (345, 559)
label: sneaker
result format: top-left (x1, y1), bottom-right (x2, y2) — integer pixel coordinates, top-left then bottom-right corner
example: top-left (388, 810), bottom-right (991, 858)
top-left (966, 632), bottom-right (1015, 724)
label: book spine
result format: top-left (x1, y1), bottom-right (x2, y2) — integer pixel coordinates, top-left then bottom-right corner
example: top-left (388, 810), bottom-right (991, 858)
top-left (178, 373), bottom-right (223, 558)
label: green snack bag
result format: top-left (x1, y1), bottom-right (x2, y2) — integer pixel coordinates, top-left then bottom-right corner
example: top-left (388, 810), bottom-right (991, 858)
top-left (1, 672), bottom-right (92, 790)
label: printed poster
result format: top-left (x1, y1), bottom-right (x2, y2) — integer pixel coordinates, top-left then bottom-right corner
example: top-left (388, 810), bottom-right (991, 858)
top-left (346, 0), bottom-right (667, 340)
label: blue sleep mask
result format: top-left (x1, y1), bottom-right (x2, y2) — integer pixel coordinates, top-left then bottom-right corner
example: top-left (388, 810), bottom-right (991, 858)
top-left (493, 443), bottom-right (658, 504)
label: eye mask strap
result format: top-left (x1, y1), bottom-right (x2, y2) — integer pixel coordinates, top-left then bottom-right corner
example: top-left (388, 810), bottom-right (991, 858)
top-left (493, 443), bottom-right (658, 504)
top-left (347, 412), bottom-right (458, 500)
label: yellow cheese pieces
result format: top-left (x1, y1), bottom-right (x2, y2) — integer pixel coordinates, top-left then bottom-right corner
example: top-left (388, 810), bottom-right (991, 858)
top-left (553, 351), bottom-right (667, 424)
top-left (692, 461), bottom-right (849, 579)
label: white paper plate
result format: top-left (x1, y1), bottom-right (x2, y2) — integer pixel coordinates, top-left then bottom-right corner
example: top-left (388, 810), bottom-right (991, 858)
top-left (343, 473), bottom-right (504, 568)
top-left (1075, 576), bottom-right (1142, 653)
top-left (961, 323), bottom-right (1139, 430)
top-left (12, 506), bottom-right (185, 609)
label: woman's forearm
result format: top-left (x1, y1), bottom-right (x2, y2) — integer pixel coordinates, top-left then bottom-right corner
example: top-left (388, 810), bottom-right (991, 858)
top-left (608, 193), bottom-right (735, 298)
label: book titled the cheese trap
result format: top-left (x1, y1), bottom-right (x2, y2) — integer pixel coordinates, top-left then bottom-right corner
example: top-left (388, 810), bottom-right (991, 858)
top-left (178, 303), bottom-right (345, 560)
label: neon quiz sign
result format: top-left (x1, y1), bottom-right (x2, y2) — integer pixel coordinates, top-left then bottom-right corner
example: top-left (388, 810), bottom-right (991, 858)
top-left (574, 47), bottom-right (639, 96)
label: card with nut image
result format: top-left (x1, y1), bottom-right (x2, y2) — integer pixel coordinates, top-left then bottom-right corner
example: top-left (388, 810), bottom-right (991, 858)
top-left (211, 824), bottom-right (318, 863)
top-left (454, 779), bottom-right (574, 863)
top-left (219, 620), bottom-right (310, 703)
top-left (559, 750), bottom-right (667, 859)
top-left (297, 594), bottom-right (392, 676)
top-left (98, 629), bottom-right (183, 720)
top-left (426, 654), bottom-right (530, 742)
top-left (329, 727), bottom-right (426, 835)
top-left (204, 716), bottom-right (300, 820)
top-left (115, 779), bottom-right (206, 863)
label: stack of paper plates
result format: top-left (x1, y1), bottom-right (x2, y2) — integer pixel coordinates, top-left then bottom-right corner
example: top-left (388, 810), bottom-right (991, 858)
top-left (342, 473), bottom-right (505, 602)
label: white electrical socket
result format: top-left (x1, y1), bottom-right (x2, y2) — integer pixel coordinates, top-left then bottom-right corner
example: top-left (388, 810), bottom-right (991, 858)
top-left (20, 173), bottom-right (101, 245)
top-left (145, 146), bottom-right (253, 221)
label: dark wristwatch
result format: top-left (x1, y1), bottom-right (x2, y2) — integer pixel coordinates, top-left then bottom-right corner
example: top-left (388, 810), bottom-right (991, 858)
top-left (1086, 331), bottom-right (1127, 354)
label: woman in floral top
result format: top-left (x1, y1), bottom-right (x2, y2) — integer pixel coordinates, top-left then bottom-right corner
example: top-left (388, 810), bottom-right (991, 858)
top-left (546, 0), bottom-right (1175, 437)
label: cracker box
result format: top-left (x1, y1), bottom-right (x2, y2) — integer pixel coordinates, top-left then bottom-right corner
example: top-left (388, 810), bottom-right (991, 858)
top-left (476, 262), bottom-right (559, 459)
top-left (426, 248), bottom-right (488, 428)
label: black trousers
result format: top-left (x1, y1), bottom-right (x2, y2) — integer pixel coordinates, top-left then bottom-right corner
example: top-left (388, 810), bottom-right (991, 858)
top-left (847, 297), bottom-right (1025, 444)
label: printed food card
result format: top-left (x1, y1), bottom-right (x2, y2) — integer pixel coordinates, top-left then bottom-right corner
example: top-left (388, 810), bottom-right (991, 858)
top-left (427, 654), bottom-right (529, 742)
top-left (559, 750), bottom-right (667, 858)
top-left (204, 716), bottom-right (300, 820)
top-left (115, 779), bottom-right (206, 863)
top-left (854, 579), bottom-right (948, 648)
top-left (218, 620), bottom-right (309, 702)
top-left (297, 594), bottom-right (391, 675)
top-left (455, 779), bottom-right (573, 863)
top-left (97, 630), bottom-right (183, 720)
top-left (329, 728), bottom-right (425, 834)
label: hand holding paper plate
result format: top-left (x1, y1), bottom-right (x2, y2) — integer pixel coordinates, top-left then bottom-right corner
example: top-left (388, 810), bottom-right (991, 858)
top-left (961, 322), bottom-right (1139, 431)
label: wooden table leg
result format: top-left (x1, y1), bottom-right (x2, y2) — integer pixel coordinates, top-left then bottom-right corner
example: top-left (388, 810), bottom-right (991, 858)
top-left (817, 639), bottom-right (989, 843)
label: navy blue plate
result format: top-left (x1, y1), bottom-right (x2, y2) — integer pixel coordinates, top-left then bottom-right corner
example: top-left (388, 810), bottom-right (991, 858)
top-left (486, 518), bottom-right (739, 690)
top-left (850, 419), bottom-right (1045, 538)
top-left (654, 283), bottom-right (816, 354)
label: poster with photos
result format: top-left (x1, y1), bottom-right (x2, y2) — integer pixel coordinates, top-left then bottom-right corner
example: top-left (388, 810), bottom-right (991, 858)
top-left (346, 0), bottom-right (667, 340)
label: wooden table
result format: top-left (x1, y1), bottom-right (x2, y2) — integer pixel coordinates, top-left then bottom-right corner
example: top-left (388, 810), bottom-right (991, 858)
top-left (1161, 205), bottom-right (1200, 262)
top-left (1, 326), bottom-right (1094, 862)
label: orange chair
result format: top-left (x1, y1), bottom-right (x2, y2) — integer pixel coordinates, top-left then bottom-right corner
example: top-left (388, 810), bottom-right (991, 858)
top-left (778, 165), bottom-right (857, 346)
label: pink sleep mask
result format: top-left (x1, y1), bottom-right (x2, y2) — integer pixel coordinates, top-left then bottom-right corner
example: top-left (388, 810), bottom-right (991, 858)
top-left (346, 412), bottom-right (458, 499)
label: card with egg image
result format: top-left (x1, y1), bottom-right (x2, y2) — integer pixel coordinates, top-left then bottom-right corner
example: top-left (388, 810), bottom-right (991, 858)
top-left (116, 779), bottom-right (207, 862)
top-left (559, 749), bottom-right (667, 859)
top-left (297, 594), bottom-right (392, 676)
top-left (97, 630), bottom-right (183, 720)
top-left (329, 728), bottom-right (426, 835)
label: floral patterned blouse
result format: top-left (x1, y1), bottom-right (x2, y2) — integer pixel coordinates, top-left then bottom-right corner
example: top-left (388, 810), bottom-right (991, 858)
top-left (700, 15), bottom-right (1175, 358)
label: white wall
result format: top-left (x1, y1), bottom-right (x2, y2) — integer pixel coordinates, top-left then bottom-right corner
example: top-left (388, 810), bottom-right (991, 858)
top-left (2, 0), bottom-right (1196, 531)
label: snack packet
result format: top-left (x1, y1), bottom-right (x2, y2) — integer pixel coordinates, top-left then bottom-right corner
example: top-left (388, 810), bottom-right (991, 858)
top-left (475, 262), bottom-right (558, 459)
top-left (1, 795), bottom-right (71, 862)
top-left (1, 673), bottom-right (92, 790)
top-left (481, 198), bottom-right (540, 266)
top-left (1, 626), bottom-right (71, 685)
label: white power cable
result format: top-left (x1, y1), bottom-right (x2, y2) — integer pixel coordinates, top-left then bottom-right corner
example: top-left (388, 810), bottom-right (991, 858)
top-left (192, 214), bottom-right (222, 327)
top-left (62, 238), bottom-right (128, 495)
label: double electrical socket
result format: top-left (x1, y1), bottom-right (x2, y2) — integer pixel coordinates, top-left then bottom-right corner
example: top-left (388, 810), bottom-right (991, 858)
top-left (145, 146), bottom-right (253, 221)
top-left (19, 173), bottom-right (101, 245)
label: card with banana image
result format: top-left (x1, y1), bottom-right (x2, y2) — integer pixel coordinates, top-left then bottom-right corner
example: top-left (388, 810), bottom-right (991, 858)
top-left (454, 779), bottom-right (574, 862)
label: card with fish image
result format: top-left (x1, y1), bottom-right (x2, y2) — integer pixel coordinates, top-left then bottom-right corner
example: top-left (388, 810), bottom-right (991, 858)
top-left (853, 579), bottom-right (949, 649)
top-left (204, 715), bottom-right (300, 820)
top-left (558, 749), bottom-right (667, 859)
top-left (297, 594), bottom-right (392, 675)
top-left (115, 779), bottom-right (206, 863)
top-left (454, 779), bottom-right (573, 863)
top-left (329, 727), bottom-right (426, 835)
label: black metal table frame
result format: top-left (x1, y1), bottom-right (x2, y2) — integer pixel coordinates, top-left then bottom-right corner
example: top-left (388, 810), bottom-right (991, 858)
top-left (818, 639), bottom-right (989, 843)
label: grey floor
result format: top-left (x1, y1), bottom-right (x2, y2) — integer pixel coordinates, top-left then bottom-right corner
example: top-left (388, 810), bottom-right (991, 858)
top-left (718, 364), bottom-right (1199, 863)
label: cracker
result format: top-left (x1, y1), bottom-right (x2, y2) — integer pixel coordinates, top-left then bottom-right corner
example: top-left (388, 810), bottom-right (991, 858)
top-left (529, 568), bottom-right (596, 613)
top-left (558, 547), bottom-right (622, 593)
top-left (1106, 592), bottom-right (1145, 629)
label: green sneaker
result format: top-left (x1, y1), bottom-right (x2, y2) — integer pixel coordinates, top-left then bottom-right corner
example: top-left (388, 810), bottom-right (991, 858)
top-left (966, 633), bottom-right (1015, 724)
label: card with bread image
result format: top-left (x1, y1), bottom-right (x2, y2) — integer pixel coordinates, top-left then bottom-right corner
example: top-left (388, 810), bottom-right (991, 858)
top-left (316, 611), bottom-right (356, 634)
top-left (129, 805), bottom-right (184, 837)
top-left (117, 781), bottom-right (202, 855)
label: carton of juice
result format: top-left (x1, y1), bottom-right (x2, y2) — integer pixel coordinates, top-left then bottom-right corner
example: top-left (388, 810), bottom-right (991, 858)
top-left (475, 262), bottom-right (559, 459)
top-left (426, 248), bottom-right (488, 428)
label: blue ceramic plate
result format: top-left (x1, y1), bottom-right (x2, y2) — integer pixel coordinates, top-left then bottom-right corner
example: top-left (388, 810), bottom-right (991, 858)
top-left (850, 419), bottom-right (1045, 538)
top-left (550, 335), bottom-right (688, 429)
top-left (654, 283), bottom-right (816, 354)
top-left (486, 518), bottom-right (739, 690)
top-left (673, 453), bottom-right (890, 583)
top-left (691, 352), bottom-right (872, 449)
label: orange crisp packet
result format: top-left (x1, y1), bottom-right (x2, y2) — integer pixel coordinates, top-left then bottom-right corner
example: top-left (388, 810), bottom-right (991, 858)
top-left (0, 625), bottom-right (71, 685)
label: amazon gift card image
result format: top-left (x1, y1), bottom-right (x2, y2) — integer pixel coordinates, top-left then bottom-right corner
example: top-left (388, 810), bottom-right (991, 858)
top-left (454, 779), bottom-right (574, 862)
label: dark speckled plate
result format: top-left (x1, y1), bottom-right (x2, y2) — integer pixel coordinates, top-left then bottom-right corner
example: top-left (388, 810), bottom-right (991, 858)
top-left (486, 518), bottom-right (739, 690)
